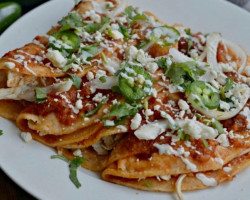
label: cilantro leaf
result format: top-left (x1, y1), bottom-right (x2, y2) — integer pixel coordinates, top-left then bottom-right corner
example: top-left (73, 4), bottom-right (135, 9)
top-left (123, 6), bottom-right (147, 22)
top-left (220, 78), bottom-right (235, 100)
top-left (35, 87), bottom-right (47, 103)
top-left (202, 139), bottom-right (209, 148)
top-left (224, 78), bottom-right (234, 92)
top-left (103, 102), bottom-right (141, 119)
top-left (156, 57), bottom-right (169, 71)
top-left (83, 98), bottom-right (108, 118)
top-left (69, 157), bottom-right (85, 188)
top-left (59, 12), bottom-right (84, 31)
top-left (68, 73), bottom-right (82, 89)
top-left (81, 43), bottom-right (99, 57)
top-left (136, 39), bottom-right (150, 49)
top-left (51, 155), bottom-right (70, 163)
top-left (166, 61), bottom-right (205, 89)
top-left (119, 24), bottom-right (130, 40)
top-left (0, 130), bottom-right (3, 136)
top-left (145, 181), bottom-right (152, 188)
top-left (85, 17), bottom-right (110, 34)
top-left (211, 118), bottom-right (225, 134)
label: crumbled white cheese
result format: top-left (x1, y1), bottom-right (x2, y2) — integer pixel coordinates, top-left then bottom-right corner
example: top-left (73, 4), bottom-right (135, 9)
top-left (87, 71), bottom-right (94, 80)
top-left (20, 132), bottom-right (33, 143)
top-left (181, 157), bottom-right (198, 172)
top-left (94, 31), bottom-right (103, 42)
top-left (154, 105), bottom-right (161, 111)
top-left (216, 134), bottom-right (230, 147)
top-left (176, 119), bottom-right (218, 139)
top-left (117, 125), bottom-right (128, 132)
top-left (4, 62), bottom-right (15, 69)
top-left (105, 120), bottom-right (115, 126)
top-left (223, 166), bottom-right (232, 172)
top-left (46, 49), bottom-right (67, 68)
top-left (240, 107), bottom-right (250, 129)
top-left (145, 62), bottom-right (158, 73)
top-left (144, 109), bottom-right (154, 117)
top-left (134, 120), bottom-right (168, 140)
top-left (219, 100), bottom-right (231, 111)
top-left (178, 99), bottom-right (189, 111)
top-left (126, 46), bottom-right (138, 60)
top-left (196, 173), bottom-right (217, 186)
top-left (73, 149), bottom-right (83, 157)
top-left (214, 157), bottom-right (224, 165)
top-left (93, 93), bottom-right (106, 102)
top-left (111, 30), bottom-right (124, 40)
top-left (159, 175), bottom-right (171, 181)
top-left (75, 99), bottom-right (83, 110)
top-left (136, 49), bottom-right (147, 63)
top-left (219, 62), bottom-right (236, 72)
top-left (130, 113), bottom-right (142, 130)
top-left (95, 70), bottom-right (107, 79)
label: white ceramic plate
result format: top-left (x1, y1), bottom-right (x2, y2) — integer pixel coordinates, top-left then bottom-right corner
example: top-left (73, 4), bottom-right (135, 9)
top-left (0, 0), bottom-right (249, 199)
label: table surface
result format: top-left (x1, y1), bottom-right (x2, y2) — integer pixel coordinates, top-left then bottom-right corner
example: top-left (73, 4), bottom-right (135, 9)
top-left (0, 1), bottom-right (249, 200)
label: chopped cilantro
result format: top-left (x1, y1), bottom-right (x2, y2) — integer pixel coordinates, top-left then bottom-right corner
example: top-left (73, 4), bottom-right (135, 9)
top-left (166, 61), bottom-right (205, 90)
top-left (100, 52), bottom-right (108, 64)
top-left (184, 28), bottom-right (192, 36)
top-left (99, 76), bottom-right (107, 83)
top-left (177, 129), bottom-right (190, 141)
top-left (118, 24), bottom-right (130, 40)
top-left (0, 130), bottom-right (3, 136)
top-left (83, 98), bottom-right (108, 118)
top-left (194, 113), bottom-right (202, 120)
top-left (81, 43), bottom-right (99, 57)
top-left (51, 155), bottom-right (70, 163)
top-left (211, 118), bottom-right (225, 134)
top-left (51, 155), bottom-right (85, 189)
top-left (123, 6), bottom-right (148, 25)
top-left (145, 181), bottom-right (152, 188)
top-left (59, 12), bottom-right (84, 31)
top-left (224, 78), bottom-right (235, 92)
top-left (103, 102), bottom-right (142, 120)
top-left (35, 87), bottom-right (47, 103)
top-left (68, 73), bottom-right (82, 89)
top-left (156, 57), bottom-right (170, 71)
top-left (143, 99), bottom-right (148, 110)
top-left (69, 157), bottom-right (85, 188)
top-left (202, 139), bottom-right (209, 148)
top-left (136, 39), bottom-right (150, 49)
top-left (85, 17), bottom-right (110, 34)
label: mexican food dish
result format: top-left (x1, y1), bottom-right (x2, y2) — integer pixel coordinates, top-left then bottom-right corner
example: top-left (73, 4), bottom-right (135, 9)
top-left (0, 0), bottom-right (249, 198)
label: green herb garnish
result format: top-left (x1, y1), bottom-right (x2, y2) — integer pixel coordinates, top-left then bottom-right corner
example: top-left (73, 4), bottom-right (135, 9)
top-left (35, 87), bottom-right (47, 103)
top-left (145, 181), bottom-right (152, 188)
top-left (136, 39), bottom-right (150, 49)
top-left (69, 157), bottom-right (85, 188)
top-left (0, 130), bottom-right (3, 136)
top-left (59, 12), bottom-right (84, 31)
top-left (51, 155), bottom-right (70, 163)
top-left (103, 102), bottom-right (141, 120)
top-left (83, 98), bottom-right (108, 118)
top-left (166, 61), bottom-right (205, 89)
top-left (202, 139), bottom-right (209, 148)
top-left (100, 52), bottom-right (108, 64)
top-left (211, 118), bottom-right (225, 134)
top-left (68, 73), bottom-right (82, 89)
top-left (118, 24), bottom-right (130, 40)
top-left (85, 17), bottom-right (110, 34)
top-left (99, 76), bottom-right (107, 83)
